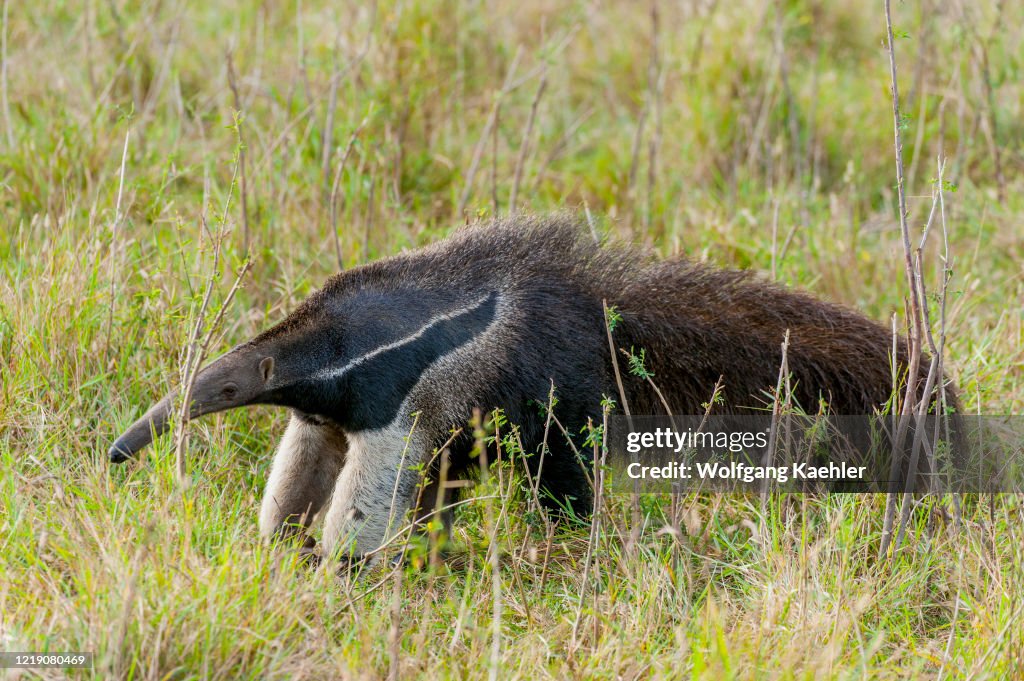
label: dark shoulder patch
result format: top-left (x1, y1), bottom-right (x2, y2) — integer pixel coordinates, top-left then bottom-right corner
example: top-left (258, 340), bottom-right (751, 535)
top-left (327, 291), bottom-right (500, 431)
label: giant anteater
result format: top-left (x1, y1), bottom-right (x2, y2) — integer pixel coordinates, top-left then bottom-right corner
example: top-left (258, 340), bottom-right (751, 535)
top-left (109, 215), bottom-right (957, 560)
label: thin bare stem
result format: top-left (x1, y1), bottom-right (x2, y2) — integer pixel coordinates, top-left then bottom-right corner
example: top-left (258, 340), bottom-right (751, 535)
top-left (762, 329), bottom-right (791, 503)
top-left (387, 563), bottom-right (402, 681)
top-left (173, 141), bottom-right (251, 485)
top-left (775, 0), bottom-right (802, 182)
top-left (603, 299), bottom-right (639, 554)
top-left (385, 413), bottom-right (421, 544)
top-left (644, 1), bottom-right (662, 231)
top-left (173, 253), bottom-right (252, 485)
top-left (328, 109), bottom-right (372, 270)
top-left (457, 47), bottom-right (522, 217)
top-left (1, 0), bottom-right (13, 149)
top-left (603, 302), bottom-right (631, 419)
top-left (490, 101), bottom-right (500, 215)
top-left (880, 0), bottom-right (926, 560)
top-left (894, 157), bottom-right (951, 550)
top-left (103, 130), bottom-right (131, 359)
top-left (509, 70), bottom-right (547, 213)
top-left (570, 406), bottom-right (610, 654)
top-left (322, 28), bottom-right (342, 207)
top-left (226, 52), bottom-right (251, 253)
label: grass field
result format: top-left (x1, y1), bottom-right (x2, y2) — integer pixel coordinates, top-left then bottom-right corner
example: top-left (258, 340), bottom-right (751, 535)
top-left (2, 1), bottom-right (1023, 678)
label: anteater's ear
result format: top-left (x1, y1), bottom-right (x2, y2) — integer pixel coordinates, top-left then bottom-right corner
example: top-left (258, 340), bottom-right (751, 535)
top-left (259, 356), bottom-right (275, 383)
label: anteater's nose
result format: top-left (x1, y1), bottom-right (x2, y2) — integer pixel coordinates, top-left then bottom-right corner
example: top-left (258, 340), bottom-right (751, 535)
top-left (108, 441), bottom-right (132, 463)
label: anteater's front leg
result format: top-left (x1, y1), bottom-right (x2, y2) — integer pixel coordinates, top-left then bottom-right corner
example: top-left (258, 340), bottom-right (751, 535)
top-left (258, 412), bottom-right (348, 546)
top-left (319, 423), bottom-right (427, 562)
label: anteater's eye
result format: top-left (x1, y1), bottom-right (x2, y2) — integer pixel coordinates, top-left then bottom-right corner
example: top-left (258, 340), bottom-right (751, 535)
top-left (222, 384), bottom-right (238, 399)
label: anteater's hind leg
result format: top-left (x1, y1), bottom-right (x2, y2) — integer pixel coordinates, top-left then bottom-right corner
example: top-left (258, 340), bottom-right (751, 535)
top-left (258, 412), bottom-right (348, 547)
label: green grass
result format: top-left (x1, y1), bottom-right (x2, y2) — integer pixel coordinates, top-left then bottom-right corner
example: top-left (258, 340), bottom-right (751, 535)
top-left (2, 0), bottom-right (1023, 678)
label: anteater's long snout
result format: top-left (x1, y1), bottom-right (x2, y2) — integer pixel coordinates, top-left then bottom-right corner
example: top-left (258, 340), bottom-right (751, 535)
top-left (108, 347), bottom-right (277, 463)
top-left (108, 394), bottom-right (175, 463)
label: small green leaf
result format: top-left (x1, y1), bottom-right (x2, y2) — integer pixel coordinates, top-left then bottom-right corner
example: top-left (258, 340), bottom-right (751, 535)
top-left (626, 347), bottom-right (653, 380)
top-left (605, 305), bottom-right (623, 332)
